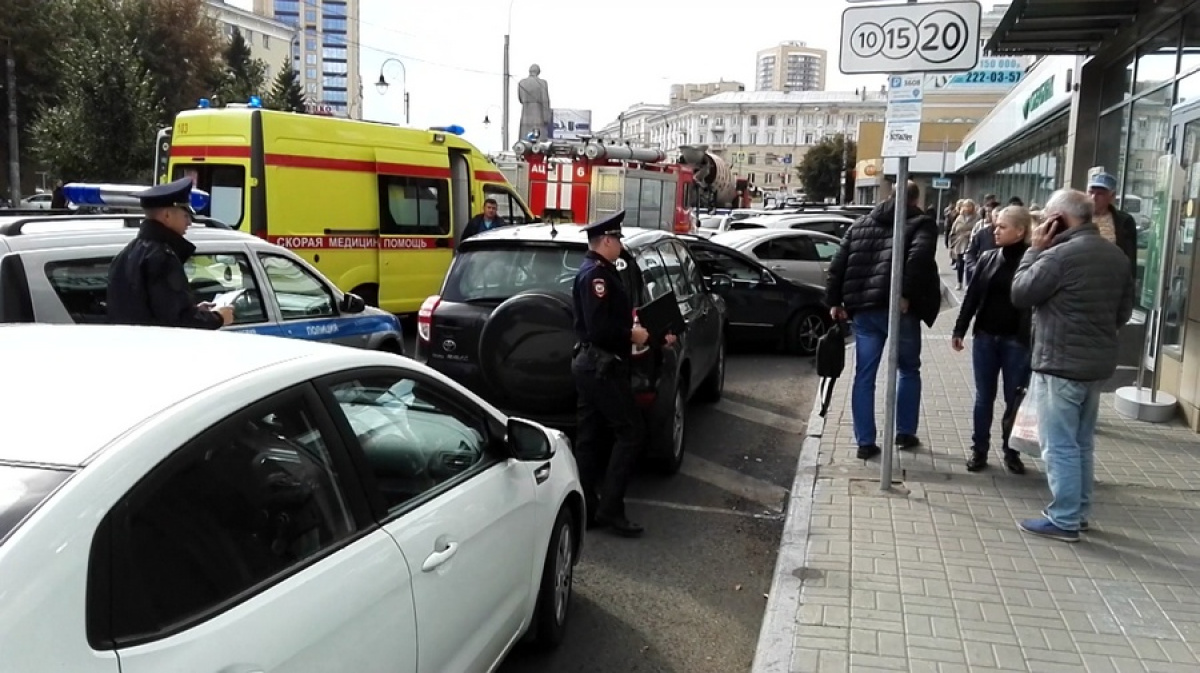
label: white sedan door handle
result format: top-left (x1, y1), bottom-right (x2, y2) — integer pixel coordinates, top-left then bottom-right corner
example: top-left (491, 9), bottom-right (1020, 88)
top-left (422, 541), bottom-right (459, 572)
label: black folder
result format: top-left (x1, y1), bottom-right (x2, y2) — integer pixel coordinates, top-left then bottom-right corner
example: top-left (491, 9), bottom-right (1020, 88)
top-left (637, 291), bottom-right (687, 343)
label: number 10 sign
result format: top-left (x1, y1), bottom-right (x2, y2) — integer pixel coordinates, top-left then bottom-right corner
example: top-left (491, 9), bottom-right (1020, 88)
top-left (840, 0), bottom-right (981, 75)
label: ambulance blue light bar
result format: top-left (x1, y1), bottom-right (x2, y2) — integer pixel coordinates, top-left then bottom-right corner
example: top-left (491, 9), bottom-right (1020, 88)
top-left (248, 96), bottom-right (263, 109)
top-left (430, 125), bottom-right (465, 136)
top-left (62, 183), bottom-right (211, 212)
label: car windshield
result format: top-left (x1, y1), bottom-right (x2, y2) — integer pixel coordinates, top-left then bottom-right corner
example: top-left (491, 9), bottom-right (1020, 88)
top-left (443, 246), bottom-right (586, 302)
top-left (0, 465), bottom-right (74, 545)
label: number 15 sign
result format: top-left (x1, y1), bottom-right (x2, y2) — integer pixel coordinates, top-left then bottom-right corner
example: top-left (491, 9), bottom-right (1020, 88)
top-left (840, 0), bottom-right (982, 75)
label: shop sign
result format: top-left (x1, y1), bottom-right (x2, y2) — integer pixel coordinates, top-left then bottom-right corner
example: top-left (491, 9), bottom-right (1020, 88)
top-left (963, 141), bottom-right (976, 161)
top-left (1022, 76), bottom-right (1056, 120)
top-left (924, 57), bottom-right (1026, 90)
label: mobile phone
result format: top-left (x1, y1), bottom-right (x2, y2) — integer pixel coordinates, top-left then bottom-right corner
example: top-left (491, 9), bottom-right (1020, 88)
top-left (1045, 215), bottom-right (1067, 238)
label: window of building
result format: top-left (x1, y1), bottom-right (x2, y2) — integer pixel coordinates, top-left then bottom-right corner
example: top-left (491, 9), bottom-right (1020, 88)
top-left (749, 132), bottom-right (758, 144)
top-left (263, 34), bottom-right (270, 48)
top-left (1134, 24), bottom-right (1181, 96)
top-left (324, 373), bottom-right (489, 512)
top-left (766, 132), bottom-right (776, 145)
top-left (307, 83), bottom-right (318, 93)
top-left (1162, 116), bottom-right (1200, 355)
top-left (323, 18), bottom-right (347, 32)
top-left (747, 153), bottom-right (757, 165)
top-left (305, 8), bottom-right (316, 22)
top-left (378, 176), bottom-right (450, 236)
top-left (305, 53), bottom-right (317, 65)
top-left (306, 37), bottom-right (317, 51)
top-left (323, 76), bottom-right (347, 89)
top-left (322, 47), bottom-right (347, 61)
top-left (97, 388), bottom-right (355, 643)
top-left (749, 115), bottom-right (759, 126)
top-left (767, 115), bottom-right (776, 126)
top-left (275, 0), bottom-right (300, 11)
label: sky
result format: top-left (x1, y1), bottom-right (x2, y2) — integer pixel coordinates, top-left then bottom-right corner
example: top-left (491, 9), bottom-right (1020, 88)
top-left (231, 0), bottom-right (1006, 154)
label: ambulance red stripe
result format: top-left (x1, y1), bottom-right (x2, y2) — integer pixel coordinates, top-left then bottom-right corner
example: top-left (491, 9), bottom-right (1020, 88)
top-left (267, 235), bottom-right (452, 250)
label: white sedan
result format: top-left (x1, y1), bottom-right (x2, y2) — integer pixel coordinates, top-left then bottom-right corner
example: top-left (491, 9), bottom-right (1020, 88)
top-left (710, 228), bottom-right (843, 287)
top-left (0, 325), bottom-right (584, 672)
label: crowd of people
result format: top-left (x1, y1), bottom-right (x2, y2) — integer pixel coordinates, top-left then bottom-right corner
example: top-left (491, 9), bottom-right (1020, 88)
top-left (826, 174), bottom-right (1137, 543)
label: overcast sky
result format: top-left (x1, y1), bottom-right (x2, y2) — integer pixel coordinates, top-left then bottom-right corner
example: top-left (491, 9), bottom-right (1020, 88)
top-left (231, 0), bottom-right (1006, 153)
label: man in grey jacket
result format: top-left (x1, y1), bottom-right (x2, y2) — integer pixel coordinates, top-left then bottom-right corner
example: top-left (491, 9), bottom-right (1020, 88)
top-left (1010, 189), bottom-right (1134, 543)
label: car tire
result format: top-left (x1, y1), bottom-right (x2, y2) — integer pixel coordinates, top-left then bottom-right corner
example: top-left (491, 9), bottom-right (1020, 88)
top-left (695, 335), bottom-right (725, 403)
top-left (532, 507), bottom-right (575, 650)
top-left (786, 309), bottom-right (830, 356)
top-left (353, 284), bottom-right (380, 308)
top-left (650, 379), bottom-right (687, 475)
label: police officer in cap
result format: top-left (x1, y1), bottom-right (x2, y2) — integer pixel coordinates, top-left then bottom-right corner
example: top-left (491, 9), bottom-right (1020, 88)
top-left (572, 210), bottom-right (673, 537)
top-left (107, 178), bottom-right (234, 329)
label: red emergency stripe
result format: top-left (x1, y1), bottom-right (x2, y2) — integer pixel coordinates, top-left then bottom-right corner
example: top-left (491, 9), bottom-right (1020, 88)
top-left (268, 234), bottom-right (453, 250)
top-left (170, 145), bottom-right (252, 159)
top-left (474, 170), bottom-right (506, 182)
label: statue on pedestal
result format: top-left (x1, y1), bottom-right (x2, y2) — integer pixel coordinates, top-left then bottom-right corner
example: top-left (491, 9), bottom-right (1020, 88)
top-left (518, 64), bottom-right (553, 141)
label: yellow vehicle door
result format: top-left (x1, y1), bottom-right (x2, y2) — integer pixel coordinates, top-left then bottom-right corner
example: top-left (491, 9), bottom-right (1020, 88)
top-left (375, 148), bottom-right (454, 315)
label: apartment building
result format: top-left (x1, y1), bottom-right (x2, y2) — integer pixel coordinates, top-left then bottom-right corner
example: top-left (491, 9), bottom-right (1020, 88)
top-left (756, 42), bottom-right (827, 93)
top-left (252, 0), bottom-right (363, 119)
top-left (204, 0), bottom-right (293, 83)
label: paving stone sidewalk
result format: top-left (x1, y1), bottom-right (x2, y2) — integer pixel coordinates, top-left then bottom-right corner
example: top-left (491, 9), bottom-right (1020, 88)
top-left (753, 250), bottom-right (1200, 673)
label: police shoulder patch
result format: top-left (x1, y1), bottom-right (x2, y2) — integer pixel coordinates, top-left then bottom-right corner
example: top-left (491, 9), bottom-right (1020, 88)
top-left (592, 278), bottom-right (607, 298)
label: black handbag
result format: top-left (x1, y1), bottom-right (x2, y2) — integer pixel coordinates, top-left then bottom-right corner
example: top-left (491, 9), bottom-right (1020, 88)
top-left (816, 321), bottom-right (848, 417)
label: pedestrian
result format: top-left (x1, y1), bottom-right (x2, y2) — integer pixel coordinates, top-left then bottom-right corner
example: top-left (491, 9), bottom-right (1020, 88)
top-left (963, 206), bottom-right (998, 286)
top-left (50, 180), bottom-right (66, 210)
top-left (825, 180), bottom-right (941, 460)
top-left (461, 197), bottom-right (507, 239)
top-left (948, 199), bottom-right (980, 290)
top-left (570, 210), bottom-right (673, 537)
top-left (107, 177), bottom-right (234, 329)
top-left (1011, 189), bottom-right (1134, 542)
top-left (1085, 172), bottom-right (1139, 278)
top-left (951, 205), bottom-right (1033, 475)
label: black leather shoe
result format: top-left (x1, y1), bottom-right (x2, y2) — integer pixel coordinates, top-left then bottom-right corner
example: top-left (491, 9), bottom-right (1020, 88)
top-left (597, 514), bottom-right (644, 537)
top-left (857, 444), bottom-right (881, 460)
top-left (1003, 451), bottom-right (1026, 475)
top-left (896, 434), bottom-right (921, 450)
top-left (966, 450), bottom-right (988, 472)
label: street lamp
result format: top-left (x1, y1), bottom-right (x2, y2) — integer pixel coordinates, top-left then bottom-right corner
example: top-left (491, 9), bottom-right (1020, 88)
top-left (375, 57), bottom-right (410, 124)
top-left (482, 104), bottom-right (503, 148)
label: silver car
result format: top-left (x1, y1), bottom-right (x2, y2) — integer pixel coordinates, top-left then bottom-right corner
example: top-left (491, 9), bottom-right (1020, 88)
top-left (708, 228), bottom-right (842, 287)
top-left (0, 215), bottom-right (405, 353)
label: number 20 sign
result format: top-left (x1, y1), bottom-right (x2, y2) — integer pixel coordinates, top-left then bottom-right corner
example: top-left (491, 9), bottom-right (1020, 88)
top-left (840, 0), bottom-right (981, 75)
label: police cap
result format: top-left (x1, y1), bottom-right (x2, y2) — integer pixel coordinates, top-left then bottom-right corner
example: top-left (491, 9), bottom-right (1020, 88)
top-left (583, 210), bottom-right (625, 239)
top-left (136, 177), bottom-right (196, 214)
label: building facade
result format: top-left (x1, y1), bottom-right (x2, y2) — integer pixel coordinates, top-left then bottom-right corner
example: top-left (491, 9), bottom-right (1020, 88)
top-left (976, 0), bottom-right (1200, 432)
top-left (252, 0), bottom-right (362, 119)
top-left (669, 81), bottom-right (746, 107)
top-left (756, 42), bottom-right (827, 93)
top-left (602, 91), bottom-right (887, 195)
top-left (205, 0), bottom-right (293, 83)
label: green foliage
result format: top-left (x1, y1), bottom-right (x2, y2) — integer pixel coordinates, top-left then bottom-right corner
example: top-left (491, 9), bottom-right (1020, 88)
top-left (266, 57), bottom-right (308, 113)
top-left (26, 0), bottom-right (227, 182)
top-left (216, 28), bottom-right (268, 105)
top-left (797, 135), bottom-right (857, 202)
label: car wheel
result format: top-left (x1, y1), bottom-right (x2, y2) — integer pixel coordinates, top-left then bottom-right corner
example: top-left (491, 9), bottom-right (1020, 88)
top-left (532, 507), bottom-right (575, 650)
top-left (787, 309), bottom-right (830, 356)
top-left (651, 381), bottom-right (687, 475)
top-left (695, 336), bottom-right (725, 403)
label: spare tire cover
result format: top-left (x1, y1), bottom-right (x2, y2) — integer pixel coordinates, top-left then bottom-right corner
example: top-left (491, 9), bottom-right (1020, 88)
top-left (478, 289), bottom-right (577, 416)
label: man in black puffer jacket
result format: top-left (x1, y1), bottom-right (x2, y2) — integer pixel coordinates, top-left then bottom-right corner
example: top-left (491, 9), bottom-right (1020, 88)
top-left (826, 181), bottom-right (942, 460)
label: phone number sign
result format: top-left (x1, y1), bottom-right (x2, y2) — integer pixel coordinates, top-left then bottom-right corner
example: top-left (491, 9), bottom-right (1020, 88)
top-left (840, 0), bottom-right (982, 75)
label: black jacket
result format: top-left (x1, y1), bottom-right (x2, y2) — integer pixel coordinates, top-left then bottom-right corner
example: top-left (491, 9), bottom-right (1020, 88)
top-left (1102, 206), bottom-right (1139, 279)
top-left (953, 242), bottom-right (1031, 346)
top-left (461, 214), bottom-right (507, 240)
top-left (964, 224), bottom-right (996, 269)
top-left (106, 220), bottom-right (224, 329)
top-left (825, 199), bottom-right (942, 327)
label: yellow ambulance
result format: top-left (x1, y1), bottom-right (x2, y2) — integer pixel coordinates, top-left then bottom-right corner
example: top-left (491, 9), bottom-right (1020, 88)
top-left (163, 101), bottom-right (535, 314)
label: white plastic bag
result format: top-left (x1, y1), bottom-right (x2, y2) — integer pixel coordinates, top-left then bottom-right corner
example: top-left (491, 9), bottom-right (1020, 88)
top-left (1008, 382), bottom-right (1041, 457)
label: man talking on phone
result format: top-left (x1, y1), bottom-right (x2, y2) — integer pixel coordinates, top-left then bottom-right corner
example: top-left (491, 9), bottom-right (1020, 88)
top-left (1010, 189), bottom-right (1133, 543)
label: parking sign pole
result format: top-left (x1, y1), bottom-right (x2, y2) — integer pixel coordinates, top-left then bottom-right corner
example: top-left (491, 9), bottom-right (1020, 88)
top-left (881, 157), bottom-right (908, 491)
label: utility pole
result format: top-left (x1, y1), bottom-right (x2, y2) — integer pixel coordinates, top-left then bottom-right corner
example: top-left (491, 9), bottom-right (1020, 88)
top-left (4, 38), bottom-right (19, 206)
top-left (935, 135), bottom-right (949, 229)
top-left (501, 33), bottom-right (510, 151)
top-left (840, 133), bottom-right (850, 205)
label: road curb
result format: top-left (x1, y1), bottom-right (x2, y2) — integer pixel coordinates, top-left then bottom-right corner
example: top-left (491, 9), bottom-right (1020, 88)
top-left (748, 385), bottom-right (824, 673)
top-left (749, 277), bottom-right (956, 673)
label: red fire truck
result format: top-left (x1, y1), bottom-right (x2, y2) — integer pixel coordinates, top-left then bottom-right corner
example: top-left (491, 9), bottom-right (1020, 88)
top-left (508, 139), bottom-right (697, 234)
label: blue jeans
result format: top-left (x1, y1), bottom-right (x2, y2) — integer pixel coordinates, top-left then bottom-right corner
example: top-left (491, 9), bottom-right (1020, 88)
top-left (1035, 372), bottom-right (1102, 531)
top-left (851, 309), bottom-right (922, 447)
top-left (971, 331), bottom-right (1031, 454)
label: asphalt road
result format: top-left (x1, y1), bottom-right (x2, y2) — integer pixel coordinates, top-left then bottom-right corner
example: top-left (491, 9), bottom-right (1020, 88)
top-left (497, 346), bottom-right (817, 673)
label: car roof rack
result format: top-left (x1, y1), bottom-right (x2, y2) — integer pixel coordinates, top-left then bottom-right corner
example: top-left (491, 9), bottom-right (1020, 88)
top-left (0, 214), bottom-right (233, 237)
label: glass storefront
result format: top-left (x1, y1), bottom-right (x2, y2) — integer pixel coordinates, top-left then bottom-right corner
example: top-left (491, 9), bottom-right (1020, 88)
top-left (962, 124), bottom-right (1067, 210)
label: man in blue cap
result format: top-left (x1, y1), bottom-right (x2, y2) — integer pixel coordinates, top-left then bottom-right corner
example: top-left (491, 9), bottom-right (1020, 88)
top-left (107, 177), bottom-right (234, 329)
top-left (571, 210), bottom-right (652, 537)
top-left (1086, 171), bottom-right (1138, 278)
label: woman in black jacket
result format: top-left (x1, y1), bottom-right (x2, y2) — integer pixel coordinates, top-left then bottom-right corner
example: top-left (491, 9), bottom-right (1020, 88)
top-left (950, 205), bottom-right (1033, 474)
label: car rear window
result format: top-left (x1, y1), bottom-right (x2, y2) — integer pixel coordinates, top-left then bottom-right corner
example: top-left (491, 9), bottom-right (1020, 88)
top-left (443, 246), bottom-right (586, 302)
top-left (0, 464), bottom-right (74, 544)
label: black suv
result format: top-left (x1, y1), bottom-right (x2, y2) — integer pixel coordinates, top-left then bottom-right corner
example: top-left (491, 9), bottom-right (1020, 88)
top-left (415, 224), bottom-right (730, 474)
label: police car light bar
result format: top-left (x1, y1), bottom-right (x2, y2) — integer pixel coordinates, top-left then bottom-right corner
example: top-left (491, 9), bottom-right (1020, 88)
top-left (62, 183), bottom-right (211, 212)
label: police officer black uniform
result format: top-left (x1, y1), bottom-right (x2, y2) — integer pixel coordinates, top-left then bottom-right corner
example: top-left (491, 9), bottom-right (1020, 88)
top-left (571, 210), bottom-right (651, 537)
top-left (107, 178), bottom-right (233, 329)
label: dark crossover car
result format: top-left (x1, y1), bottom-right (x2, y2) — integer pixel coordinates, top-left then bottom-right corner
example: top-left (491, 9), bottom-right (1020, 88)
top-left (415, 224), bottom-right (730, 474)
top-left (681, 236), bottom-right (832, 355)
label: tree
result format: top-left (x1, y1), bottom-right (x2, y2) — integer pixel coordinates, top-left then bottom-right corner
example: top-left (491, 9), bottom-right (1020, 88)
top-left (266, 57), bottom-right (308, 113)
top-left (217, 28), bottom-right (267, 105)
top-left (29, 0), bottom-right (160, 182)
top-left (797, 134), bottom-right (857, 203)
top-left (123, 0), bottom-right (225, 122)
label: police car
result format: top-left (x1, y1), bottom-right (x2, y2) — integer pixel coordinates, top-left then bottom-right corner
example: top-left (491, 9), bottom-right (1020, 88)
top-left (0, 184), bottom-right (405, 352)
